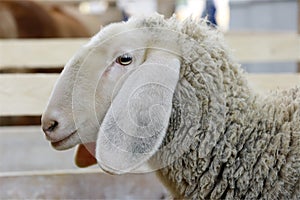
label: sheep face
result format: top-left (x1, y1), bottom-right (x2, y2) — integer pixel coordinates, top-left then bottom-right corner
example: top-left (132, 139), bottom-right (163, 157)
top-left (42, 18), bottom-right (183, 174)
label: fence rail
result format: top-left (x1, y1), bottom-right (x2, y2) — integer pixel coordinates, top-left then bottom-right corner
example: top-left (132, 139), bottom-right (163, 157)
top-left (0, 32), bottom-right (299, 70)
top-left (0, 170), bottom-right (167, 199)
top-left (0, 32), bottom-right (299, 116)
top-left (0, 73), bottom-right (299, 116)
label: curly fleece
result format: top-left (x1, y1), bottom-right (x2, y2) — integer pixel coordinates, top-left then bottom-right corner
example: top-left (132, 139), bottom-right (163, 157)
top-left (134, 15), bottom-right (300, 199)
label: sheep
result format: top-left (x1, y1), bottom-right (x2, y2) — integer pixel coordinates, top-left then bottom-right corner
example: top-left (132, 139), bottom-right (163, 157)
top-left (41, 14), bottom-right (300, 199)
top-left (0, 0), bottom-right (91, 38)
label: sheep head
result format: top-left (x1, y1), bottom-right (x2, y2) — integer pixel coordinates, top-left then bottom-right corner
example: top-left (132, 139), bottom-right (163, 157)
top-left (41, 15), bottom-right (188, 174)
top-left (42, 14), bottom-right (229, 175)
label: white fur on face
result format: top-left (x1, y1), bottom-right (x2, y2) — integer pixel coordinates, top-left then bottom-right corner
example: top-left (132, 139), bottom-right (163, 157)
top-left (43, 16), bottom-right (182, 175)
top-left (42, 20), bottom-right (148, 150)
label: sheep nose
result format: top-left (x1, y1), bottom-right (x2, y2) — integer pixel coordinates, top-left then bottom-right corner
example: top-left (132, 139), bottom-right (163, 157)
top-left (42, 119), bottom-right (59, 135)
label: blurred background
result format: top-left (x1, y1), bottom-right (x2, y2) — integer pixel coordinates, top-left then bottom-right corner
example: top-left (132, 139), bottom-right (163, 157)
top-left (0, 0), bottom-right (298, 73)
top-left (0, 0), bottom-right (299, 198)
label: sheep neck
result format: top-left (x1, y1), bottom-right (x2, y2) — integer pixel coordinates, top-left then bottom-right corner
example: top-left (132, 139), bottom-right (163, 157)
top-left (137, 15), bottom-right (299, 199)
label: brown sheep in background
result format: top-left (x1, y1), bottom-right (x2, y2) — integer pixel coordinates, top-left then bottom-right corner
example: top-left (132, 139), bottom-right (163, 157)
top-left (0, 0), bottom-right (91, 38)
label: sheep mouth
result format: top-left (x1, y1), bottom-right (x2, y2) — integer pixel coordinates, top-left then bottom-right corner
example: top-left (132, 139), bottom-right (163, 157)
top-left (51, 130), bottom-right (78, 149)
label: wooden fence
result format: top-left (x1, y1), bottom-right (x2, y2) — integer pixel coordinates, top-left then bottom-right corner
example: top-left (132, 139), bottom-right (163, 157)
top-left (0, 32), bottom-right (299, 198)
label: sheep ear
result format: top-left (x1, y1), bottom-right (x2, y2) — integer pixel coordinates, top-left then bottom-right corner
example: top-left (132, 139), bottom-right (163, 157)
top-left (96, 51), bottom-right (180, 174)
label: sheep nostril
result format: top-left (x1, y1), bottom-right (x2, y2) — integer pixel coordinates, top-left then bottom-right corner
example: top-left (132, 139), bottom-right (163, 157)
top-left (43, 120), bottom-right (59, 134)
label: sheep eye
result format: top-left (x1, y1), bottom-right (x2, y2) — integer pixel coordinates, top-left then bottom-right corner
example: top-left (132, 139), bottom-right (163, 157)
top-left (116, 54), bottom-right (132, 66)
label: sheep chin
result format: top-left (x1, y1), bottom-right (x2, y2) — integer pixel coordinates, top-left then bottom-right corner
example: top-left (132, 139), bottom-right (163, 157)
top-left (51, 131), bottom-right (80, 150)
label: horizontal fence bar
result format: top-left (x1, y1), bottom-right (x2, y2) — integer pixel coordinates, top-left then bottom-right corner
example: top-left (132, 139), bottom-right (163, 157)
top-left (0, 170), bottom-right (167, 199)
top-left (0, 73), bottom-right (299, 116)
top-left (246, 73), bottom-right (300, 92)
top-left (0, 74), bottom-right (58, 116)
top-left (0, 33), bottom-right (299, 69)
top-left (0, 169), bottom-right (102, 177)
top-left (0, 124), bottom-right (166, 198)
top-left (0, 125), bottom-right (76, 172)
top-left (0, 39), bottom-right (87, 69)
top-left (225, 32), bottom-right (300, 63)
top-left (0, 126), bottom-right (152, 172)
